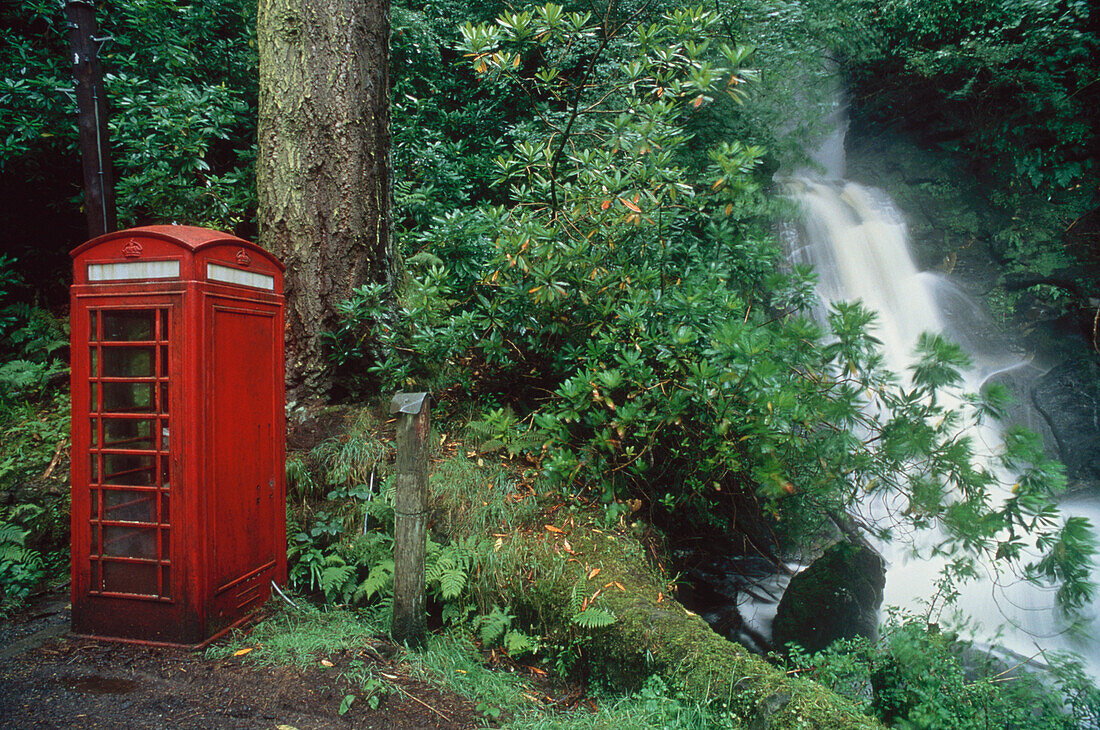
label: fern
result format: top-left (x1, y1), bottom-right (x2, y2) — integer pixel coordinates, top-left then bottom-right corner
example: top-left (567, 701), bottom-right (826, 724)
top-left (477, 606), bottom-right (513, 645)
top-left (0, 360), bottom-right (45, 393)
top-left (503, 629), bottom-right (538, 657)
top-left (568, 582), bottom-right (586, 616)
top-left (572, 608), bottom-right (616, 629)
top-left (466, 407), bottom-right (540, 456)
top-left (440, 562), bottom-right (468, 600)
top-left (0, 521), bottom-right (26, 547)
top-left (426, 536), bottom-right (486, 602)
top-left (442, 601), bottom-right (474, 626)
top-left (425, 551), bottom-right (446, 584)
top-left (0, 542), bottom-right (25, 563)
top-left (0, 511), bottom-right (45, 602)
top-left (320, 557), bottom-right (356, 601)
top-left (354, 559), bottom-right (394, 603)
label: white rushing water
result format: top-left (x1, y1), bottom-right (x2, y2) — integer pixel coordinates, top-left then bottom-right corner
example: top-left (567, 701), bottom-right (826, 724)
top-left (787, 108), bottom-right (1100, 676)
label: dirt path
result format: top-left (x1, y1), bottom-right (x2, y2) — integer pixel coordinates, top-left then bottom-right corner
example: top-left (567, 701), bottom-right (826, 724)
top-left (0, 591), bottom-right (481, 730)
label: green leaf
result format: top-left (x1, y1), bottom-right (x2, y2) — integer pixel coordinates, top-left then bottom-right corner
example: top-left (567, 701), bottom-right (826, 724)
top-left (572, 608), bottom-right (616, 629)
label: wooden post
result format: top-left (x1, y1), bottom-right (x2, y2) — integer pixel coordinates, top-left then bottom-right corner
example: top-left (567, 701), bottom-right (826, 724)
top-left (390, 392), bottom-right (429, 647)
top-left (65, 0), bottom-right (116, 237)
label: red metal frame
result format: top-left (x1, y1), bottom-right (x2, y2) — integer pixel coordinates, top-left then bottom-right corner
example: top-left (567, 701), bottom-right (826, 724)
top-left (70, 226), bottom-right (286, 646)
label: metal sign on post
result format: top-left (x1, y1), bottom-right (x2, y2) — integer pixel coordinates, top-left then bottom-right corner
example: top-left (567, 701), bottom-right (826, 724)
top-left (390, 391), bottom-right (430, 647)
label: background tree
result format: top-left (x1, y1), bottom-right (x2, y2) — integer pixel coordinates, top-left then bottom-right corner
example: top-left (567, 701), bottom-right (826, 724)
top-left (1, 0), bottom-right (257, 304)
top-left (257, 0), bottom-right (396, 402)
top-left (325, 2), bottom-right (1097, 617)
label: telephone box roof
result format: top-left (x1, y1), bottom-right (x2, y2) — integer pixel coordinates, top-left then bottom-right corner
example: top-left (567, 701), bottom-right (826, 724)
top-left (70, 225), bottom-right (285, 272)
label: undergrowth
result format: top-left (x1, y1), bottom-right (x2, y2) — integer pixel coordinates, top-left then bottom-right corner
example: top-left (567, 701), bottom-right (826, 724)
top-left (206, 601), bottom-right (387, 666)
top-left (272, 402), bottom-right (1100, 728)
top-left (784, 612), bottom-right (1100, 729)
top-left (280, 406), bottom-right (629, 672)
top-left (0, 254), bottom-right (70, 609)
top-left (410, 634), bottom-right (742, 729)
top-left (211, 600), bottom-right (742, 729)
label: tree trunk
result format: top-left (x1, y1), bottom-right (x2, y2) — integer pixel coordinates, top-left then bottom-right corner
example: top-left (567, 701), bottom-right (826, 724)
top-left (257, 0), bottom-right (394, 402)
top-left (65, 0), bottom-right (117, 238)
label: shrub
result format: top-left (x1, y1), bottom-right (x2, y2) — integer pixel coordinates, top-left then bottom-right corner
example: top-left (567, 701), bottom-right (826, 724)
top-left (787, 613), bottom-right (1100, 729)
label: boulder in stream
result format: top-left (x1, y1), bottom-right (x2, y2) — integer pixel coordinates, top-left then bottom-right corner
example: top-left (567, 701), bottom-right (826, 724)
top-left (772, 541), bottom-right (885, 655)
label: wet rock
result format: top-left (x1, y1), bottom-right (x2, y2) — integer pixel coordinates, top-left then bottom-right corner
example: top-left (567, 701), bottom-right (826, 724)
top-left (772, 541), bottom-right (885, 655)
top-left (1032, 359), bottom-right (1100, 489)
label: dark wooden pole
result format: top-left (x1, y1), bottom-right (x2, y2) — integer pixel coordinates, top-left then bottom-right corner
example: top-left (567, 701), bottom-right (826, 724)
top-left (390, 392), bottom-right (429, 647)
top-left (65, 0), bottom-right (116, 238)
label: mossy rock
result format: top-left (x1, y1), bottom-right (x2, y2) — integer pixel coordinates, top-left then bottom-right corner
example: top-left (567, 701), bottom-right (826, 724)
top-left (772, 541), bottom-right (885, 656)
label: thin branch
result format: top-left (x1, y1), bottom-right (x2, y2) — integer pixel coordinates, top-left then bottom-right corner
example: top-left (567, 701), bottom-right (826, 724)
top-left (549, 0), bottom-right (655, 216)
top-left (1093, 301), bottom-right (1099, 356)
top-left (393, 684), bottom-right (451, 722)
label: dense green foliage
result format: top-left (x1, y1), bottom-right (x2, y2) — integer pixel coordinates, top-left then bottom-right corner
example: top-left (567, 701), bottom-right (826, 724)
top-left (2, 0), bottom-right (258, 225)
top-left (0, 255), bottom-right (69, 608)
top-left (0, 503), bottom-right (49, 609)
top-left (390, 0), bottom-right (516, 235)
top-left (1, 0), bottom-right (1098, 721)
top-left (787, 613), bottom-right (1100, 728)
top-left (1, 0), bottom-right (258, 302)
top-left (841, 0), bottom-right (1095, 196)
top-left (329, 2), bottom-right (1096, 618)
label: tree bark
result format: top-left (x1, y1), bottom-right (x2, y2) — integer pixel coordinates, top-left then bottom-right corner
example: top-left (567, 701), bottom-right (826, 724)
top-left (65, 0), bottom-right (117, 238)
top-left (257, 0), bottom-right (395, 402)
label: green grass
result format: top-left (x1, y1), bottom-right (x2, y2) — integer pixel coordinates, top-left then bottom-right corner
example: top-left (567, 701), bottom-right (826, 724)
top-left (206, 599), bottom-right (388, 666)
top-left (242, 414), bottom-right (865, 729)
top-left (430, 447), bottom-right (546, 536)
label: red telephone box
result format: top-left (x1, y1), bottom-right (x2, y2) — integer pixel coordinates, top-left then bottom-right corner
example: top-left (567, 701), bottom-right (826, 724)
top-left (69, 225), bottom-right (287, 646)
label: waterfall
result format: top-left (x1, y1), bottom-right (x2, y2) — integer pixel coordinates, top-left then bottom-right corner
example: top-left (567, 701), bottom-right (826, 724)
top-left (787, 114), bottom-right (1100, 677)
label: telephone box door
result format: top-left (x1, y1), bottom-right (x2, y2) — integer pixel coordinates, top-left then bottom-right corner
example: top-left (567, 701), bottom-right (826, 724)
top-left (78, 302), bottom-right (179, 614)
top-left (208, 298), bottom-right (281, 607)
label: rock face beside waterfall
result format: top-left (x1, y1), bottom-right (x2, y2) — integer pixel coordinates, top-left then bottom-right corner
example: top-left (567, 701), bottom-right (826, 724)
top-left (772, 542), bottom-right (885, 654)
top-left (1033, 359), bottom-right (1100, 488)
